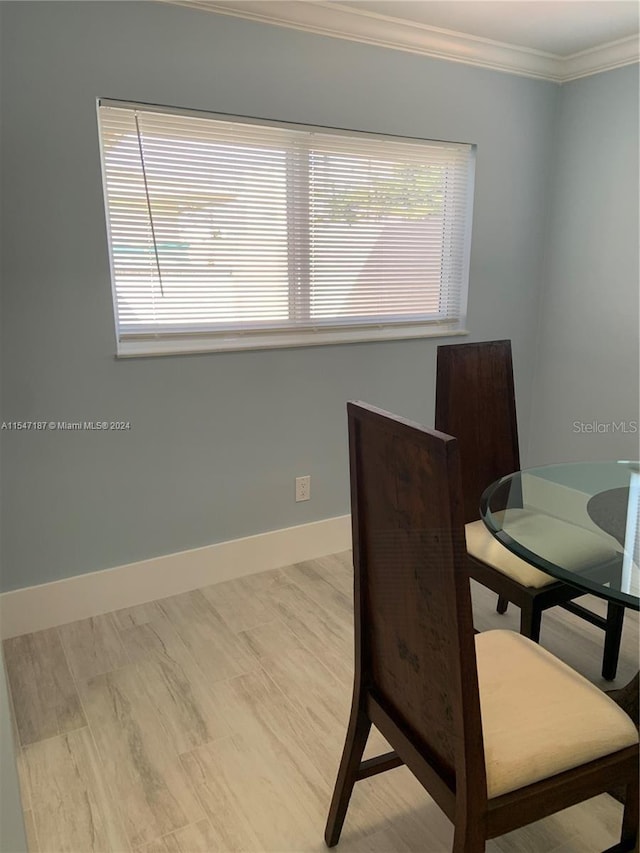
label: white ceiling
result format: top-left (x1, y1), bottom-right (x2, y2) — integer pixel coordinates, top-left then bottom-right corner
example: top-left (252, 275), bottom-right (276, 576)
top-left (169, 0), bottom-right (640, 80)
top-left (332, 1), bottom-right (640, 57)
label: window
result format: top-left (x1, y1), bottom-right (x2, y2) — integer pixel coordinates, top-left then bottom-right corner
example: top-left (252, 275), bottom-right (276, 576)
top-left (98, 100), bottom-right (475, 356)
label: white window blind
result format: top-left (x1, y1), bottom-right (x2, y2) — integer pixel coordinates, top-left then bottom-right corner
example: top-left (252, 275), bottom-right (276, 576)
top-left (98, 101), bottom-right (475, 356)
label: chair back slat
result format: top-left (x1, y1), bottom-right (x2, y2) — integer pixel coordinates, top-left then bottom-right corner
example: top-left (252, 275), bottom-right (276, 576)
top-left (435, 340), bottom-right (520, 524)
top-left (347, 402), bottom-right (484, 794)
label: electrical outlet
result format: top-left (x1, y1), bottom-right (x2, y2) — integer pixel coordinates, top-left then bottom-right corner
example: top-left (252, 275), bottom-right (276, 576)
top-left (295, 475), bottom-right (311, 502)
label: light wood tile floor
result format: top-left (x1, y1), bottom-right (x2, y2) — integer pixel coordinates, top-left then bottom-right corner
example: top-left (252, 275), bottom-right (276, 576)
top-left (4, 553), bottom-right (639, 853)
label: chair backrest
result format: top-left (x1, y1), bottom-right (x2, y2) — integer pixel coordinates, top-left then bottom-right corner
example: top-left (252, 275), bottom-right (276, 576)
top-left (435, 340), bottom-right (521, 525)
top-left (347, 401), bottom-right (486, 801)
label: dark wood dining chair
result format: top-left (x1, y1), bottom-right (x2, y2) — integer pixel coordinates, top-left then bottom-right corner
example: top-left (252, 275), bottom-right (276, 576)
top-left (325, 401), bottom-right (639, 853)
top-left (435, 339), bottom-right (626, 680)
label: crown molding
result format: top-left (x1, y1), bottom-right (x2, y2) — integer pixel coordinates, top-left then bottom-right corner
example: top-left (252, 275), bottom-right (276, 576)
top-left (162, 0), bottom-right (639, 84)
top-left (560, 34), bottom-right (640, 82)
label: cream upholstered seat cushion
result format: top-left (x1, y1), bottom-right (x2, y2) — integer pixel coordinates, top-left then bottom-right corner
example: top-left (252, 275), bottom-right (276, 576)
top-left (475, 630), bottom-right (639, 798)
top-left (466, 509), bottom-right (620, 589)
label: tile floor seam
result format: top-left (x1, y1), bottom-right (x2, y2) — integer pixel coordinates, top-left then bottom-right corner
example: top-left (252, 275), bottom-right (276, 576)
top-left (241, 614), bottom-right (352, 696)
top-left (56, 625), bottom-right (134, 853)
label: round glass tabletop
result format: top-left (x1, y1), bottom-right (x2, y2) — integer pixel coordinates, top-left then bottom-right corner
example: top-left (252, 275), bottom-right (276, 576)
top-left (480, 461), bottom-right (640, 610)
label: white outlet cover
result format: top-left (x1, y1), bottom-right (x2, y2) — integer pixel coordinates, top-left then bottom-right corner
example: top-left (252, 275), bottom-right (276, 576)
top-left (295, 475), bottom-right (311, 502)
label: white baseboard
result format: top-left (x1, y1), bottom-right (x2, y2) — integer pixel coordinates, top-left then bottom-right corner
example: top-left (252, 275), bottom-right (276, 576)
top-left (0, 515), bottom-right (352, 639)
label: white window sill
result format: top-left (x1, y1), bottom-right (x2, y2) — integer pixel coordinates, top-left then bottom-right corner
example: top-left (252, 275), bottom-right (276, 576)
top-left (116, 323), bottom-right (470, 358)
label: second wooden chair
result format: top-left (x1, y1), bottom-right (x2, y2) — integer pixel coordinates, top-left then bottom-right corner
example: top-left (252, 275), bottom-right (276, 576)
top-left (434, 339), bottom-right (625, 680)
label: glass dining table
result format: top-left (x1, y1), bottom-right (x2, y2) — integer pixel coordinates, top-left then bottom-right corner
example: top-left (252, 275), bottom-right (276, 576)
top-left (480, 460), bottom-right (639, 726)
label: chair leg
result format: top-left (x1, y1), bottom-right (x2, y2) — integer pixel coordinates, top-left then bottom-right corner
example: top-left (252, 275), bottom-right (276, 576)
top-left (496, 596), bottom-right (509, 614)
top-left (621, 774), bottom-right (639, 852)
top-left (519, 601), bottom-right (542, 643)
top-left (602, 602), bottom-right (625, 681)
top-left (452, 822), bottom-right (486, 852)
top-left (325, 703), bottom-right (371, 847)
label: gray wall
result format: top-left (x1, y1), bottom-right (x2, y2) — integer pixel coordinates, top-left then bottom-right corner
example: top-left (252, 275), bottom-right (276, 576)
top-left (0, 2), bottom-right (557, 591)
top-left (528, 65), bottom-right (640, 464)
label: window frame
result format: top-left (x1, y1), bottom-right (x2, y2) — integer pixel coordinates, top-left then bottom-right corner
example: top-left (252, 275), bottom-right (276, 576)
top-left (97, 99), bottom-right (475, 357)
